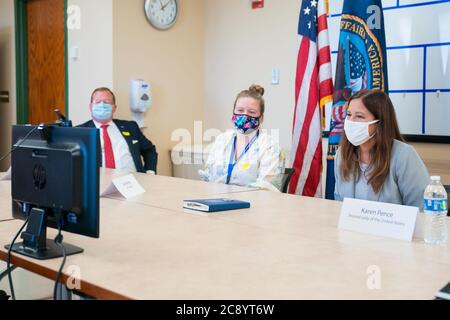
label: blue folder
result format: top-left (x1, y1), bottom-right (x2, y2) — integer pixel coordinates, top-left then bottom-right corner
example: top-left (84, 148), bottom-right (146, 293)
top-left (183, 198), bottom-right (251, 212)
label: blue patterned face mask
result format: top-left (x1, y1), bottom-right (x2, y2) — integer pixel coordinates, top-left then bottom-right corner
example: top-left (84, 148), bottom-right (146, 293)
top-left (92, 102), bottom-right (113, 120)
top-left (232, 114), bottom-right (260, 135)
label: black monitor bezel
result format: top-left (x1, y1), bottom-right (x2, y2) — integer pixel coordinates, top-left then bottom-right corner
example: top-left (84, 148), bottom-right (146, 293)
top-left (11, 125), bottom-right (100, 239)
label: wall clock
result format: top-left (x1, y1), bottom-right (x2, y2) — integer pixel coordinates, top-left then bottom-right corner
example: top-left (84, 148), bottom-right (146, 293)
top-left (144, 0), bottom-right (179, 30)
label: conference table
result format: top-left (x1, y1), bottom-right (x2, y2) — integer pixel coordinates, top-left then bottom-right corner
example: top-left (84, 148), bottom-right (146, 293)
top-left (0, 170), bottom-right (449, 300)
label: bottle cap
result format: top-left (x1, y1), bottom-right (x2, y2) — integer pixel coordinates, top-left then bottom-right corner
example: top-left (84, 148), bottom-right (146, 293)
top-left (431, 176), bottom-right (441, 181)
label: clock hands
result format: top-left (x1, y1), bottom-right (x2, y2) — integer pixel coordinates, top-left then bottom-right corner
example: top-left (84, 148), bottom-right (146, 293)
top-left (161, 0), bottom-right (173, 11)
top-left (145, 0), bottom-right (176, 29)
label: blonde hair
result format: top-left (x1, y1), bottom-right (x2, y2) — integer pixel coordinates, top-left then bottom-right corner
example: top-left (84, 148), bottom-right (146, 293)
top-left (233, 84), bottom-right (265, 115)
top-left (90, 87), bottom-right (116, 104)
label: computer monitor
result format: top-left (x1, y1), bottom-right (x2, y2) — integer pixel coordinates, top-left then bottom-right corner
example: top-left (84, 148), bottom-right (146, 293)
top-left (4, 125), bottom-right (100, 260)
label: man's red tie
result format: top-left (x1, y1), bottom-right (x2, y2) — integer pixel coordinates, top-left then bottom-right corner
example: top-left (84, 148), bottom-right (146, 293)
top-left (101, 125), bottom-right (116, 169)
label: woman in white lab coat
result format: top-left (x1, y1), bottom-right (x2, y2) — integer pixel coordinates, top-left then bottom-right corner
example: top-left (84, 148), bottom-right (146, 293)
top-left (199, 85), bottom-right (285, 192)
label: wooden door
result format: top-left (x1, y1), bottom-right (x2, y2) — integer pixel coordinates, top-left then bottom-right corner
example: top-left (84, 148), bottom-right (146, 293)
top-left (0, 12), bottom-right (14, 171)
top-left (27, 0), bottom-right (66, 125)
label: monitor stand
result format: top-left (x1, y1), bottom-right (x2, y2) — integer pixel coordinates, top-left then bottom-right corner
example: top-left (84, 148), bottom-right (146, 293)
top-left (4, 208), bottom-right (83, 260)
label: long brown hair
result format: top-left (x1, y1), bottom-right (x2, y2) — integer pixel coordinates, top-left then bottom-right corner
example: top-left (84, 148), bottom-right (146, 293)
top-left (339, 89), bottom-right (404, 193)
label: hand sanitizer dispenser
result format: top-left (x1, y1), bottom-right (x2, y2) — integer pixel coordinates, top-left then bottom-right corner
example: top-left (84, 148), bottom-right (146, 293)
top-left (130, 79), bottom-right (152, 128)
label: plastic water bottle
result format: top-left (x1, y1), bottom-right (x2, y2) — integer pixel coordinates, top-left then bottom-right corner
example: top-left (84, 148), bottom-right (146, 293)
top-left (423, 176), bottom-right (448, 245)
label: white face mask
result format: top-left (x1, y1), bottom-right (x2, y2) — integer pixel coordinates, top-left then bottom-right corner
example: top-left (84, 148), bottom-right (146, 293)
top-left (344, 119), bottom-right (379, 146)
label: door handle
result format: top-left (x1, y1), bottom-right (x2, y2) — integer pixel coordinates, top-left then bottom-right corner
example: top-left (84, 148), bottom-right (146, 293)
top-left (0, 91), bottom-right (9, 103)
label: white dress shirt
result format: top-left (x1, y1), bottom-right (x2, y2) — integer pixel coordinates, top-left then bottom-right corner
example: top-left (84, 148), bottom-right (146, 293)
top-left (93, 120), bottom-right (137, 173)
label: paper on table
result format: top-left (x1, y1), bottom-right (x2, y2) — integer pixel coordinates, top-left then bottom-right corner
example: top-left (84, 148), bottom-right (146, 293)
top-left (0, 167), bottom-right (11, 181)
top-left (413, 212), bottom-right (425, 240)
top-left (100, 174), bottom-right (145, 199)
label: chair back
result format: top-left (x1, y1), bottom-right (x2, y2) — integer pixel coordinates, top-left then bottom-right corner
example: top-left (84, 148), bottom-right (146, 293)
top-left (281, 168), bottom-right (295, 194)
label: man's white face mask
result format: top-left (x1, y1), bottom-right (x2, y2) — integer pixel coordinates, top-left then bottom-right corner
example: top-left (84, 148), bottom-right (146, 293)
top-left (344, 119), bottom-right (379, 146)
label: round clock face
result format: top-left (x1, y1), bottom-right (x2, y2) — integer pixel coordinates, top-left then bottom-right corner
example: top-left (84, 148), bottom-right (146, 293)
top-left (144, 0), bottom-right (178, 30)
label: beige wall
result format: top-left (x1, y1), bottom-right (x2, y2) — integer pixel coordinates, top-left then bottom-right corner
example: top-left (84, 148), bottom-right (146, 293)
top-left (0, 0), bottom-right (16, 171)
top-left (202, 0), bottom-right (450, 190)
top-left (68, 0), bottom-right (114, 125)
top-left (204, 0), bottom-right (299, 155)
top-left (3, 1), bottom-right (449, 181)
top-left (113, 0), bottom-right (205, 176)
top-left (204, 0), bottom-right (319, 189)
top-left (410, 142), bottom-right (450, 185)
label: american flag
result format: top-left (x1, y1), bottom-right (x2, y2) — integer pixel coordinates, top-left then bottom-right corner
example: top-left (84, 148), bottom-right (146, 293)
top-left (349, 42), bottom-right (368, 90)
top-left (288, 0), bottom-right (333, 197)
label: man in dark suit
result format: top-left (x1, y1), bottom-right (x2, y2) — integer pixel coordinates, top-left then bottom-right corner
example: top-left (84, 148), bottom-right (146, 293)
top-left (78, 87), bottom-right (158, 174)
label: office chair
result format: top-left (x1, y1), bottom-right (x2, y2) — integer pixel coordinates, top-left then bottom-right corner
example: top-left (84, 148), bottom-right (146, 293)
top-left (281, 168), bottom-right (295, 194)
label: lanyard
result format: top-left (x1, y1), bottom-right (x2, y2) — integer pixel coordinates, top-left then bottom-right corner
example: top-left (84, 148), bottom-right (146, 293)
top-left (226, 131), bottom-right (260, 185)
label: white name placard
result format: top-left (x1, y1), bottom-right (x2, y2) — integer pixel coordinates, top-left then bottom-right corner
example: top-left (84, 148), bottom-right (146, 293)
top-left (338, 198), bottom-right (419, 241)
top-left (0, 167), bottom-right (11, 181)
top-left (101, 174), bottom-right (145, 199)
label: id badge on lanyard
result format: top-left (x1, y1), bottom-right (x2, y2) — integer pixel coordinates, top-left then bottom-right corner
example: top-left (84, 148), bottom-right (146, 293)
top-left (226, 131), bottom-right (260, 185)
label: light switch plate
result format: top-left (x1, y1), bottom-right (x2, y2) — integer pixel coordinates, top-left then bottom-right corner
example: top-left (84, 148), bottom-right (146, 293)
top-left (271, 68), bottom-right (280, 85)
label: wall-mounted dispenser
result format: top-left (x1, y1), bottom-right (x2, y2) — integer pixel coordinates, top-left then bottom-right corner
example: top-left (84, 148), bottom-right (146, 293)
top-left (129, 79), bottom-right (152, 128)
